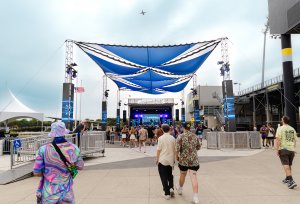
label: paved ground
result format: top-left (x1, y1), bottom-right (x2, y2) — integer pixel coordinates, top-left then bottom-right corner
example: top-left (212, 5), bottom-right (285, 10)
top-left (0, 141), bottom-right (299, 204)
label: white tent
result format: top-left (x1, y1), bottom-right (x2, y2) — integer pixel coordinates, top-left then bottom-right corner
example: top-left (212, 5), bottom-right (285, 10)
top-left (0, 90), bottom-right (44, 124)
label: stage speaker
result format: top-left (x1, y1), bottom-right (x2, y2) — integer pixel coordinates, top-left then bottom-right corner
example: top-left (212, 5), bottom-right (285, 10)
top-left (175, 109), bottom-right (179, 121)
top-left (193, 100), bottom-right (199, 109)
top-left (123, 110), bottom-right (127, 123)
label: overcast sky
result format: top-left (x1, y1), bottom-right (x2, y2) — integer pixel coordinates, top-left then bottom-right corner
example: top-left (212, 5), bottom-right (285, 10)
top-left (1, 0), bottom-right (300, 120)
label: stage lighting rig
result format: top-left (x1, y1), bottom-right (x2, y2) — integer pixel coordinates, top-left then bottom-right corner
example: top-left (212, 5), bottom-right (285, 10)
top-left (66, 63), bottom-right (78, 79)
top-left (191, 88), bottom-right (197, 96)
top-left (104, 89), bottom-right (109, 97)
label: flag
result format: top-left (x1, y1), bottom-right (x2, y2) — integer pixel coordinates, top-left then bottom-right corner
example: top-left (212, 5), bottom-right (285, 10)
top-left (75, 86), bottom-right (85, 93)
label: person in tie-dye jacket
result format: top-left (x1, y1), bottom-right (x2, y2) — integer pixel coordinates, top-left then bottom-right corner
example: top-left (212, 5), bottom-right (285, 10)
top-left (33, 121), bottom-right (84, 204)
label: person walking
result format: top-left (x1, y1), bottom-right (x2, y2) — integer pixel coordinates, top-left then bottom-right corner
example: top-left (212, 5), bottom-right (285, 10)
top-left (267, 123), bottom-right (275, 148)
top-left (120, 126), bottom-right (128, 147)
top-left (129, 126), bottom-right (137, 148)
top-left (147, 125), bottom-right (155, 146)
top-left (138, 126), bottom-right (148, 153)
top-left (195, 123), bottom-right (204, 143)
top-left (156, 124), bottom-right (176, 200)
top-left (176, 123), bottom-right (201, 204)
top-left (260, 124), bottom-right (268, 147)
top-left (33, 121), bottom-right (84, 203)
top-left (275, 116), bottom-right (298, 189)
top-left (110, 126), bottom-right (116, 144)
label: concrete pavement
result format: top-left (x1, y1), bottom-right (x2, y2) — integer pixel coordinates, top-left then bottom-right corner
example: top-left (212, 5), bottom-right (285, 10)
top-left (0, 142), bottom-right (299, 204)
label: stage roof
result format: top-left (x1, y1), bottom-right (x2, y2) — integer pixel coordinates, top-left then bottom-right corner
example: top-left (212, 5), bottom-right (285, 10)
top-left (75, 39), bottom-right (221, 94)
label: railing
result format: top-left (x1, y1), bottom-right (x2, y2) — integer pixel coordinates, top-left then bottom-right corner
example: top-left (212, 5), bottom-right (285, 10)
top-left (207, 131), bottom-right (260, 149)
top-left (214, 109), bottom-right (225, 124)
top-left (238, 66), bottom-right (300, 96)
top-left (7, 131), bottom-right (105, 169)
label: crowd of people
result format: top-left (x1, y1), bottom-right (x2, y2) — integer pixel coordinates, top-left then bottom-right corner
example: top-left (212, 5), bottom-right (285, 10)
top-left (105, 123), bottom-right (207, 151)
top-left (32, 116), bottom-right (297, 203)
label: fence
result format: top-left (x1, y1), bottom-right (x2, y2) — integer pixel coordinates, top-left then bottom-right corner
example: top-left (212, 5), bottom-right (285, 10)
top-left (249, 131), bottom-right (261, 149)
top-left (238, 66), bottom-right (300, 96)
top-left (80, 131), bottom-right (105, 156)
top-left (207, 131), bottom-right (260, 149)
top-left (5, 131), bottom-right (105, 169)
top-left (206, 132), bottom-right (218, 149)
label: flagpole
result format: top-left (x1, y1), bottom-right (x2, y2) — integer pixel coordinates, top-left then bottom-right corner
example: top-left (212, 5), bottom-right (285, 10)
top-left (79, 80), bottom-right (82, 122)
top-left (74, 77), bottom-right (79, 129)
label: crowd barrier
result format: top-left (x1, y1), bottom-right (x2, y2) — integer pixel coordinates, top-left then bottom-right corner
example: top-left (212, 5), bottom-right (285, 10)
top-left (207, 131), bottom-right (261, 150)
top-left (4, 131), bottom-right (105, 169)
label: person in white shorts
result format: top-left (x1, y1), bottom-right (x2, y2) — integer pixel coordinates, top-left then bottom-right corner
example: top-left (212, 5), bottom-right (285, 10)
top-left (129, 127), bottom-right (137, 148)
top-left (138, 126), bottom-right (148, 153)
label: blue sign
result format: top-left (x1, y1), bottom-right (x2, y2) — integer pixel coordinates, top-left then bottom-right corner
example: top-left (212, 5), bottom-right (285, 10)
top-left (116, 115), bottom-right (120, 125)
top-left (223, 97), bottom-right (235, 119)
top-left (102, 111), bottom-right (107, 124)
top-left (194, 108), bottom-right (200, 123)
top-left (61, 100), bottom-right (74, 122)
top-left (181, 115), bottom-right (185, 123)
top-left (13, 139), bottom-right (22, 149)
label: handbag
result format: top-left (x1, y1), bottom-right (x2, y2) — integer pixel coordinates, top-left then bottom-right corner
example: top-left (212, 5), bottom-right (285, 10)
top-left (52, 142), bottom-right (78, 179)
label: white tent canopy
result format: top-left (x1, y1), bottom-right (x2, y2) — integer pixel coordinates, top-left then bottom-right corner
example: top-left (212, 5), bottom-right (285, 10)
top-left (0, 89), bottom-right (44, 123)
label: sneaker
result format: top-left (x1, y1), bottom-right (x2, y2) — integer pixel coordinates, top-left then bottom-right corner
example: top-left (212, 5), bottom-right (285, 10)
top-left (193, 195), bottom-right (200, 204)
top-left (287, 180), bottom-right (297, 189)
top-left (162, 194), bottom-right (171, 200)
top-left (176, 186), bottom-right (183, 195)
top-left (170, 188), bottom-right (175, 197)
top-left (282, 178), bottom-right (289, 184)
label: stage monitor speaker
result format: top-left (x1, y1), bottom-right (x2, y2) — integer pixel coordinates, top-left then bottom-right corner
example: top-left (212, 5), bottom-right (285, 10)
top-left (123, 110), bottom-right (127, 123)
top-left (175, 109), bottom-right (179, 121)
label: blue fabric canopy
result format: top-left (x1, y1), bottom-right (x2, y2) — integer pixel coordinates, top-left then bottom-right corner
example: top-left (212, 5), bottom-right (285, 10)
top-left (100, 44), bottom-right (194, 66)
top-left (123, 70), bottom-right (175, 81)
top-left (76, 39), bottom-right (221, 94)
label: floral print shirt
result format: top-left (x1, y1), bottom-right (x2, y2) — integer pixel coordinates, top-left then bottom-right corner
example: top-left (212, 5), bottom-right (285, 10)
top-left (176, 131), bottom-right (201, 167)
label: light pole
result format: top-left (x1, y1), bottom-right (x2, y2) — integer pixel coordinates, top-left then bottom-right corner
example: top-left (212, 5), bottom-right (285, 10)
top-left (62, 62), bottom-right (77, 130)
top-left (261, 17), bottom-right (269, 89)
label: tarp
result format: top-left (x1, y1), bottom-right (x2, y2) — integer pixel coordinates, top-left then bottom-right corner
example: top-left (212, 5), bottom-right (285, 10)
top-left (75, 39), bottom-right (221, 94)
top-left (0, 89), bottom-right (44, 123)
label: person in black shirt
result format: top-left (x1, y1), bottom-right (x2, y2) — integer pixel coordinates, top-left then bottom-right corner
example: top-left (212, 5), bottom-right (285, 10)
top-left (147, 125), bottom-right (155, 146)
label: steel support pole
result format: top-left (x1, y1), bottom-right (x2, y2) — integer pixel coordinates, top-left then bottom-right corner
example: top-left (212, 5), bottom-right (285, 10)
top-left (281, 34), bottom-right (297, 130)
top-left (116, 88), bottom-right (120, 130)
top-left (265, 90), bottom-right (270, 123)
top-left (253, 95), bottom-right (256, 129)
top-left (101, 75), bottom-right (108, 131)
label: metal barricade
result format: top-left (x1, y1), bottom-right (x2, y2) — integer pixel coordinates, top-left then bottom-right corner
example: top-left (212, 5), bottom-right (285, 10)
top-left (249, 131), bottom-right (261, 149)
top-left (203, 129), bottom-right (211, 140)
top-left (234, 132), bottom-right (250, 149)
top-left (218, 132), bottom-right (234, 149)
top-left (80, 131), bottom-right (105, 156)
top-left (207, 132), bottom-right (218, 149)
top-left (2, 137), bottom-right (12, 154)
top-left (11, 134), bottom-right (79, 168)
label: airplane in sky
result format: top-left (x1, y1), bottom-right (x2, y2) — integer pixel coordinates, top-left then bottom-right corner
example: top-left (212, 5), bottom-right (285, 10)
top-left (140, 10), bottom-right (146, 15)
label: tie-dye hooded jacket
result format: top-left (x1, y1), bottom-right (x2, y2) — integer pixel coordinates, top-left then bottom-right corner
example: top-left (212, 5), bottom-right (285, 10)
top-left (33, 141), bottom-right (84, 203)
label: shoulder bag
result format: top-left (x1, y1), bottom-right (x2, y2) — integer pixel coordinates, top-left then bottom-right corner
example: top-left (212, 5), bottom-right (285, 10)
top-left (52, 142), bottom-right (78, 179)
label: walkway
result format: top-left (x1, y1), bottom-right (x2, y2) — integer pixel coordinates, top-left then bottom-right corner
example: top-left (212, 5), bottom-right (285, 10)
top-left (0, 142), bottom-right (299, 204)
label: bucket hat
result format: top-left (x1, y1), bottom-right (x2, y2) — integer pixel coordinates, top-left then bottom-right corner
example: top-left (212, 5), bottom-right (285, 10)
top-left (48, 121), bottom-right (69, 137)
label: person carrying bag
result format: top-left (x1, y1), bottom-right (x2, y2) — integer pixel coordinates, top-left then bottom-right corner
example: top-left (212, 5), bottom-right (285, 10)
top-left (33, 121), bottom-right (84, 204)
